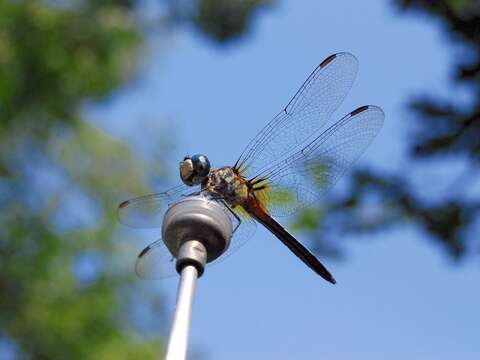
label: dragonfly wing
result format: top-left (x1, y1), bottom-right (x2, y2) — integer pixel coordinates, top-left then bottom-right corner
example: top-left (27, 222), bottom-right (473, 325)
top-left (135, 239), bottom-right (178, 279)
top-left (208, 211), bottom-right (257, 267)
top-left (256, 105), bottom-right (384, 217)
top-left (117, 183), bottom-right (195, 228)
top-left (134, 202), bottom-right (257, 279)
top-left (235, 53), bottom-right (358, 177)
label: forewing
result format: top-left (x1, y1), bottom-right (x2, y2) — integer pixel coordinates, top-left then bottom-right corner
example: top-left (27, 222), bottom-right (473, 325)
top-left (257, 106), bottom-right (384, 216)
top-left (235, 53), bottom-right (358, 177)
top-left (117, 184), bottom-right (194, 228)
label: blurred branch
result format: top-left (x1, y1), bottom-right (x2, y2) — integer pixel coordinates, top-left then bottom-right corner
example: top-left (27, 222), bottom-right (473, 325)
top-left (293, 0), bottom-right (480, 262)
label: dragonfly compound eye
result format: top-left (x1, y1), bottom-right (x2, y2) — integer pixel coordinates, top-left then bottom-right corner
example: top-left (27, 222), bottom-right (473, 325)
top-left (192, 154), bottom-right (210, 178)
top-left (180, 154), bottom-right (211, 186)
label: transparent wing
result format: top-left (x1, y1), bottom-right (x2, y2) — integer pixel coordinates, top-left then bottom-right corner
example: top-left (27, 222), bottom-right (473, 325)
top-left (135, 239), bottom-right (178, 278)
top-left (254, 105), bottom-right (384, 217)
top-left (135, 208), bottom-right (257, 279)
top-left (117, 183), bottom-right (195, 228)
top-left (208, 213), bottom-right (256, 266)
top-left (235, 52), bottom-right (358, 177)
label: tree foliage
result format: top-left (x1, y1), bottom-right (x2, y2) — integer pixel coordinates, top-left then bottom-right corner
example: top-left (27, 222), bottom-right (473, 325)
top-left (0, 1), bottom-right (162, 358)
top-left (194, 0), bottom-right (271, 42)
top-left (0, 0), bottom-right (266, 357)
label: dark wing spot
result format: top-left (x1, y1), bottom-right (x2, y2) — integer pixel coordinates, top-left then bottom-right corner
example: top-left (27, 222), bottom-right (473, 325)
top-left (138, 246), bottom-right (150, 258)
top-left (350, 105), bottom-right (370, 116)
top-left (119, 200), bottom-right (130, 208)
top-left (320, 53), bottom-right (337, 68)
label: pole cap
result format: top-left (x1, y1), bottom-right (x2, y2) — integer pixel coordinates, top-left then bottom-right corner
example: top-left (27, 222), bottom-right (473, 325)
top-left (162, 195), bottom-right (233, 263)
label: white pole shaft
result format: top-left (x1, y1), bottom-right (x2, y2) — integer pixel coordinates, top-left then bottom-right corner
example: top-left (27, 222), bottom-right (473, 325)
top-left (165, 265), bottom-right (199, 360)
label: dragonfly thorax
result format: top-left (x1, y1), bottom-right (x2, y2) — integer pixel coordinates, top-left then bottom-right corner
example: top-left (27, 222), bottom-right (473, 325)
top-left (203, 167), bottom-right (249, 207)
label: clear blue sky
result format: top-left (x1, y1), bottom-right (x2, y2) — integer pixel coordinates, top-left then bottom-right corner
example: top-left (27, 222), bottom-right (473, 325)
top-left (98, 0), bottom-right (480, 358)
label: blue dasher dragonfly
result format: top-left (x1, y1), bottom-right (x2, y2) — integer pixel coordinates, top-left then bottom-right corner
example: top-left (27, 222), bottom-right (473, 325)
top-left (118, 52), bottom-right (384, 284)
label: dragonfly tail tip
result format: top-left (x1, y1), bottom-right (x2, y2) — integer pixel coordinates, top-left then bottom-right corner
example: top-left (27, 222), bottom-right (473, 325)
top-left (325, 274), bottom-right (336, 284)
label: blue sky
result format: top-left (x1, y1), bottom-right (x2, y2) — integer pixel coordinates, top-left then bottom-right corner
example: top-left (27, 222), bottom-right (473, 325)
top-left (98, 0), bottom-right (480, 359)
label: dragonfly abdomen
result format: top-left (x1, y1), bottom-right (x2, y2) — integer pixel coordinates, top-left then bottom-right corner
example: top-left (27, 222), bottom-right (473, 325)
top-left (246, 201), bottom-right (336, 284)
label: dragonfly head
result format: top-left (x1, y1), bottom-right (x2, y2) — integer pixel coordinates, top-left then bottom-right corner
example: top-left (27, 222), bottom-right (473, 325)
top-left (180, 154), bottom-right (211, 186)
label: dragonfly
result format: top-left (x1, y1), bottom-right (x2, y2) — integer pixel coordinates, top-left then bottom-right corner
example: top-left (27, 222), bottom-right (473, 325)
top-left (118, 52), bottom-right (384, 284)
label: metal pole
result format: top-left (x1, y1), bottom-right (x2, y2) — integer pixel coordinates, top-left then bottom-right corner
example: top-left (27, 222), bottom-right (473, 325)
top-left (160, 196), bottom-right (233, 359)
top-left (165, 265), bottom-right (199, 360)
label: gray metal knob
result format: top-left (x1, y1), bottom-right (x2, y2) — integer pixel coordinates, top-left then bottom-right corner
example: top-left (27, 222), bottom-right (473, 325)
top-left (162, 195), bottom-right (233, 275)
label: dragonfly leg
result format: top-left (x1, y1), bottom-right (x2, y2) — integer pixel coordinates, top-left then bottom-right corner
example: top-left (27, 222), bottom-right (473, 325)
top-left (219, 199), bottom-right (241, 234)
